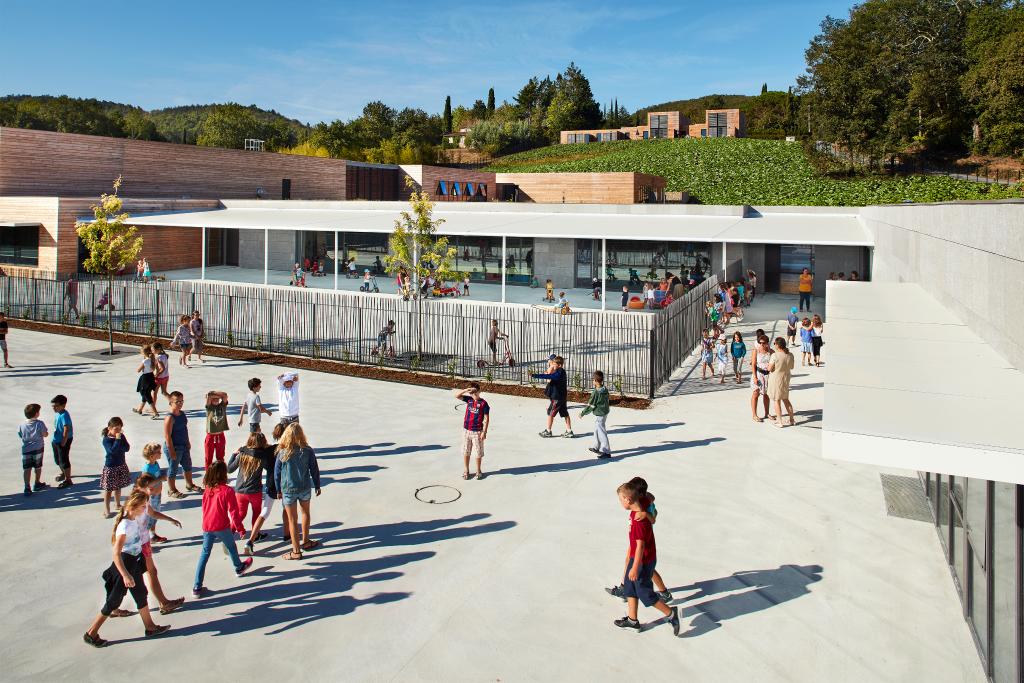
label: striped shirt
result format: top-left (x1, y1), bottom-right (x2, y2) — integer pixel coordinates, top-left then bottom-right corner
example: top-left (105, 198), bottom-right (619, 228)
top-left (462, 397), bottom-right (490, 432)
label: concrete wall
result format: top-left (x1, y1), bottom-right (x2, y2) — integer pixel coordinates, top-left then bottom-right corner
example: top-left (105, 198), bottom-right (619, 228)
top-left (812, 246), bottom-right (870, 296)
top-left (532, 238), bottom-right (576, 290)
top-left (861, 201), bottom-right (1024, 370)
top-left (238, 229), bottom-right (298, 272)
top-left (742, 244), bottom-right (765, 284)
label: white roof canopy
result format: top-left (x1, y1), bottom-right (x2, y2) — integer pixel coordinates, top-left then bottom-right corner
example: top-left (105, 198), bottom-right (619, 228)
top-left (822, 281), bottom-right (1024, 484)
top-left (117, 202), bottom-right (873, 246)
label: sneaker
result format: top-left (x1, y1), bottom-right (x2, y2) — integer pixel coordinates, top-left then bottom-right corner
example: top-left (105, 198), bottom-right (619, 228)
top-left (605, 584), bottom-right (626, 601)
top-left (538, 429), bottom-right (552, 437)
top-left (561, 431), bottom-right (575, 438)
top-left (236, 558), bottom-right (253, 576)
top-left (669, 606), bottom-right (681, 636)
top-left (55, 473), bottom-right (66, 483)
top-left (33, 482), bottom-right (48, 492)
top-left (23, 486), bottom-right (31, 497)
top-left (597, 453), bottom-right (612, 460)
top-left (657, 590), bottom-right (673, 603)
top-left (588, 447), bottom-right (601, 454)
top-left (57, 480), bottom-right (72, 489)
top-left (254, 532), bottom-right (268, 542)
top-left (614, 616), bottom-right (642, 631)
top-left (192, 586), bottom-right (205, 598)
top-left (242, 542), bottom-right (253, 556)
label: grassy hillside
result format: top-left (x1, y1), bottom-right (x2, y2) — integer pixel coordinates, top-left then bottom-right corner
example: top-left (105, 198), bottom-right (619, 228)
top-left (485, 138), bottom-right (1023, 206)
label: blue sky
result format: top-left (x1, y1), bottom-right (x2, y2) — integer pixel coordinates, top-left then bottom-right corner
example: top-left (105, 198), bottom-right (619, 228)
top-left (2, 0), bottom-right (856, 124)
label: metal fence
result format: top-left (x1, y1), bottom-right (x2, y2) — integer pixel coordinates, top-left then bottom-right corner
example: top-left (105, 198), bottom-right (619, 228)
top-left (2, 274), bottom-right (728, 396)
top-left (649, 275), bottom-right (720, 390)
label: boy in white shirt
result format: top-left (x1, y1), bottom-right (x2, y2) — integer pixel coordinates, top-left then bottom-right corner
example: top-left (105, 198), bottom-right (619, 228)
top-left (277, 373), bottom-right (300, 425)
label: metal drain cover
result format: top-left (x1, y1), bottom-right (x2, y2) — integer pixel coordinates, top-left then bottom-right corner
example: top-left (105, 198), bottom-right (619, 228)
top-left (880, 474), bottom-right (932, 522)
top-left (415, 485), bottom-right (462, 504)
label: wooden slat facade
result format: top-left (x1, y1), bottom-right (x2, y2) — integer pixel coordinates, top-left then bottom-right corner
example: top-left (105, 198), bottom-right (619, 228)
top-left (494, 172), bottom-right (666, 204)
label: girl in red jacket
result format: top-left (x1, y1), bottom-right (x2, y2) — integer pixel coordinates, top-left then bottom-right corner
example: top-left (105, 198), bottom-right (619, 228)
top-left (192, 461), bottom-right (252, 597)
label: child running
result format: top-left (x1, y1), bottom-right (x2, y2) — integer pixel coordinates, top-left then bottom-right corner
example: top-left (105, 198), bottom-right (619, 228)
top-left (140, 443), bottom-right (168, 542)
top-left (131, 473), bottom-right (185, 615)
top-left (100, 417), bottom-right (132, 519)
top-left (238, 378), bottom-right (273, 433)
top-left (82, 491), bottom-right (170, 647)
top-left (581, 371), bottom-right (611, 459)
top-left (610, 479), bottom-right (680, 635)
top-left (18, 403), bottom-right (48, 496)
top-left (275, 424), bottom-right (322, 560)
top-left (203, 391), bottom-right (230, 468)
top-left (532, 355), bottom-right (573, 438)
top-left (192, 461), bottom-right (253, 598)
top-left (153, 343), bottom-right (171, 398)
top-left (453, 382), bottom-right (489, 480)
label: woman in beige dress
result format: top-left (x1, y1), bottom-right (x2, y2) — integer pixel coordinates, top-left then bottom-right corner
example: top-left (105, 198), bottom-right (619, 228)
top-left (767, 337), bottom-right (796, 428)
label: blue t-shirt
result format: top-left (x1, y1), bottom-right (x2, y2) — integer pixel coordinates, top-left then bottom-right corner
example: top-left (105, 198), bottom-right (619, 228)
top-left (787, 313), bottom-right (799, 328)
top-left (731, 341), bottom-right (746, 358)
top-left (800, 327), bottom-right (813, 342)
top-left (53, 410), bottom-right (72, 443)
top-left (715, 344), bottom-right (729, 362)
top-left (142, 461), bottom-right (163, 480)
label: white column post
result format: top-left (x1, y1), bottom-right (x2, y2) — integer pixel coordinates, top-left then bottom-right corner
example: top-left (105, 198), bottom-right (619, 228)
top-left (263, 228), bottom-right (269, 285)
top-left (201, 226), bottom-right (206, 280)
top-left (501, 236), bottom-right (507, 304)
top-left (333, 230), bottom-right (339, 290)
top-left (721, 241), bottom-right (727, 277)
top-left (601, 238), bottom-right (607, 311)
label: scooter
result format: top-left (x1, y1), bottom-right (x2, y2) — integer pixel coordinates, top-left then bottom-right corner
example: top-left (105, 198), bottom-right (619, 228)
top-left (359, 276), bottom-right (380, 293)
top-left (477, 336), bottom-right (515, 368)
top-left (370, 341), bottom-right (396, 359)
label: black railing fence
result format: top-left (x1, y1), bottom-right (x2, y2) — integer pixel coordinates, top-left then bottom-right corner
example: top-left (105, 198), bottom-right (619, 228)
top-left (1, 274), bottom-right (721, 397)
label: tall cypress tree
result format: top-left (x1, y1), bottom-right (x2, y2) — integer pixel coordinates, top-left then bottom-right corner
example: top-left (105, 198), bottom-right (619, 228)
top-left (443, 95), bottom-right (452, 132)
top-left (761, 82), bottom-right (768, 95)
top-left (486, 88), bottom-right (495, 117)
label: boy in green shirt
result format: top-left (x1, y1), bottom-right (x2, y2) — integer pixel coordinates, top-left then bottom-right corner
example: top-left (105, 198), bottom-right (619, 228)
top-left (582, 370), bottom-right (611, 459)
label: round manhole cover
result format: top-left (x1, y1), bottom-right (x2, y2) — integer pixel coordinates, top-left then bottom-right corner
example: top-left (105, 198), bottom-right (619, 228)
top-left (415, 485), bottom-right (462, 504)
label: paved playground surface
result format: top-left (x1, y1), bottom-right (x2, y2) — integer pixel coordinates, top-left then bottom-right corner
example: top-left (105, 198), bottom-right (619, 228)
top-left (0, 321), bottom-right (982, 682)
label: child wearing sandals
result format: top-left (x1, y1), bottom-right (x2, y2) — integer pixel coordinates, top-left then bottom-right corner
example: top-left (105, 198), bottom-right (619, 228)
top-left (140, 443), bottom-right (169, 542)
top-left (100, 418), bottom-right (132, 519)
top-left (192, 461), bottom-right (253, 598)
top-left (130, 474), bottom-right (185, 616)
top-left (228, 433), bottom-right (274, 554)
top-left (610, 479), bottom-right (680, 636)
top-left (83, 491), bottom-right (170, 647)
top-left (153, 343), bottom-right (171, 399)
top-left (163, 391), bottom-right (200, 499)
top-left (247, 423), bottom-right (287, 552)
top-left (275, 424), bottom-right (322, 560)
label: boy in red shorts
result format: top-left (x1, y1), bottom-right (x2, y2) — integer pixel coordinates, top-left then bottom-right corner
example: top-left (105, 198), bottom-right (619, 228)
top-left (613, 479), bottom-right (679, 635)
top-left (203, 391), bottom-right (229, 468)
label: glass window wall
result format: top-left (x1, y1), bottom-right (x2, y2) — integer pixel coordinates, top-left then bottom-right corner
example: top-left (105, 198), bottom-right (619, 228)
top-left (0, 225), bottom-right (39, 266)
top-left (576, 239), bottom-right (711, 290)
top-left (451, 236), bottom-right (533, 285)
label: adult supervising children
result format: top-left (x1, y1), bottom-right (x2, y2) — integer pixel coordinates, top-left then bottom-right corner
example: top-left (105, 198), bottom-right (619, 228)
top-left (533, 355), bottom-right (573, 438)
top-left (453, 382), bottom-right (489, 480)
top-left (277, 373), bottom-right (300, 425)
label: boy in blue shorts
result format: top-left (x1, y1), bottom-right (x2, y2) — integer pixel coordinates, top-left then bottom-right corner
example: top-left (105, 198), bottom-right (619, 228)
top-left (612, 479), bottom-right (679, 635)
top-left (18, 403), bottom-right (48, 496)
top-left (163, 391), bottom-right (200, 498)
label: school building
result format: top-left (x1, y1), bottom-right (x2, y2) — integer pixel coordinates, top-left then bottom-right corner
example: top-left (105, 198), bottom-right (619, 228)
top-left (1, 126), bottom-right (1023, 682)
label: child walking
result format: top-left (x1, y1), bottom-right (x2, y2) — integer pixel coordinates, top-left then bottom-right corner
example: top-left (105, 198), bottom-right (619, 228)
top-left (100, 418), bottom-right (132, 519)
top-left (18, 403), bottom-right (48, 496)
top-left (453, 382), bottom-right (489, 480)
top-left (249, 423), bottom-right (287, 551)
top-left (227, 434), bottom-right (269, 543)
top-left (715, 336), bottom-right (730, 384)
top-left (192, 461), bottom-right (253, 598)
top-left (606, 477), bottom-right (673, 603)
top-left (699, 330), bottom-right (715, 380)
top-left (172, 315), bottom-right (193, 367)
top-left (133, 345), bottom-right (160, 418)
top-left (51, 394), bottom-right (74, 488)
top-left (786, 307), bottom-right (799, 347)
top-left (83, 491), bottom-right (170, 647)
top-left (581, 370), bottom-right (611, 459)
top-left (131, 474), bottom-right (185, 615)
top-left (203, 391), bottom-right (230, 468)
top-left (140, 443), bottom-right (168, 542)
top-left (153, 343), bottom-right (171, 398)
top-left (275, 424), bottom-right (322, 560)
top-left (238, 377), bottom-right (273, 433)
top-left (730, 331), bottom-right (746, 384)
top-left (532, 355), bottom-right (573, 438)
top-left (799, 318), bottom-right (814, 366)
top-left (611, 480), bottom-right (680, 635)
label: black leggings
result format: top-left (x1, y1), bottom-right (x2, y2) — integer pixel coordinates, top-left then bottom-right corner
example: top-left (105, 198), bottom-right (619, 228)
top-left (101, 553), bottom-right (148, 615)
top-left (52, 439), bottom-right (73, 470)
top-left (811, 336), bottom-right (823, 357)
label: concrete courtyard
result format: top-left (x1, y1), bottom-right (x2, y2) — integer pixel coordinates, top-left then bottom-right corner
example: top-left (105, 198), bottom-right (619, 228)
top-left (0, 314), bottom-right (983, 681)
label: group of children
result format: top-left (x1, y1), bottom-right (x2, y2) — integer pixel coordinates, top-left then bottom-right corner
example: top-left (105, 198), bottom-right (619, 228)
top-left (17, 394), bottom-right (73, 496)
top-left (170, 311), bottom-right (207, 368)
top-left (786, 308), bottom-right (826, 367)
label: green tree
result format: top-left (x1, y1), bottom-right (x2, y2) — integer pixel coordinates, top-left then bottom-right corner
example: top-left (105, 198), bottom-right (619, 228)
top-left (543, 62), bottom-right (602, 141)
top-left (443, 95), bottom-right (453, 132)
top-left (761, 82), bottom-right (768, 95)
top-left (470, 99), bottom-right (488, 122)
top-left (358, 101), bottom-right (396, 145)
top-left (383, 182), bottom-right (459, 358)
top-left (75, 177), bottom-right (143, 356)
top-left (487, 88), bottom-right (495, 117)
top-left (962, 3), bottom-right (1024, 156)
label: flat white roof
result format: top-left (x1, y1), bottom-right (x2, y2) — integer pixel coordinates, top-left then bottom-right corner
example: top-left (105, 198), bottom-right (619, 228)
top-left (118, 202), bottom-right (873, 246)
top-left (822, 281), bottom-right (1024, 484)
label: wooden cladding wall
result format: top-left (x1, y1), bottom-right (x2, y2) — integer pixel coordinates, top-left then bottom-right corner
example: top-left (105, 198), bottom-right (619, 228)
top-left (494, 172), bottom-right (666, 204)
top-left (0, 127), bottom-right (348, 199)
top-left (415, 166), bottom-right (496, 202)
top-left (0, 196), bottom-right (59, 272)
top-left (345, 165), bottom-right (400, 200)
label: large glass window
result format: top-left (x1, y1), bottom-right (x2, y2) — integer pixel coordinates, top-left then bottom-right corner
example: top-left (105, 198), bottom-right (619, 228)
top-left (992, 483), bottom-right (1019, 683)
top-left (577, 239), bottom-right (711, 290)
top-left (778, 245), bottom-right (815, 294)
top-left (650, 115), bottom-right (668, 139)
top-left (451, 236), bottom-right (533, 285)
top-left (339, 232), bottom-right (389, 275)
top-left (966, 479), bottom-right (990, 659)
top-left (708, 111), bottom-right (728, 137)
top-left (0, 225), bottom-right (39, 266)
top-left (939, 475), bottom-right (951, 553)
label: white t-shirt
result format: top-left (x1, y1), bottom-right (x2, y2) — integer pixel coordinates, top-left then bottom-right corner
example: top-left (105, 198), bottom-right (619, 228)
top-left (157, 353), bottom-right (170, 379)
top-left (245, 392), bottom-right (264, 424)
top-left (116, 517), bottom-right (145, 555)
top-left (278, 379), bottom-right (299, 418)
